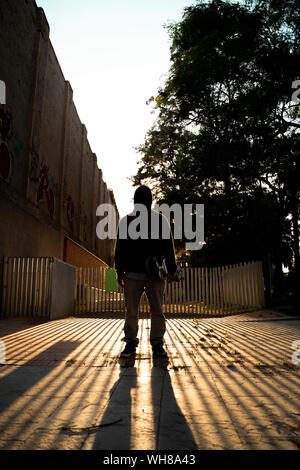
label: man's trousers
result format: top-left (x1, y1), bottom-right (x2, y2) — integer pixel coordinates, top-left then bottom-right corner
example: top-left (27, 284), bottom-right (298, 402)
top-left (123, 278), bottom-right (165, 346)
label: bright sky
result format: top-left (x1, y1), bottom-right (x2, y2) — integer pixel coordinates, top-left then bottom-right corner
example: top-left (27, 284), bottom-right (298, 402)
top-left (35, 0), bottom-right (195, 217)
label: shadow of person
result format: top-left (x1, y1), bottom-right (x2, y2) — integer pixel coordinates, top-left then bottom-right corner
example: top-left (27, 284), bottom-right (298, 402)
top-left (90, 364), bottom-right (198, 450)
top-left (91, 367), bottom-right (137, 450)
top-left (152, 368), bottom-right (198, 450)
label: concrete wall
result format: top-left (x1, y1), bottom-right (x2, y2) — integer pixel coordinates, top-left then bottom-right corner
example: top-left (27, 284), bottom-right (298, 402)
top-left (0, 0), bottom-right (119, 296)
top-left (49, 259), bottom-right (76, 320)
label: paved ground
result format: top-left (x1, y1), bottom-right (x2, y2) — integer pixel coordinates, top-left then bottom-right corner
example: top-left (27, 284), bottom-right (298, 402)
top-left (0, 310), bottom-right (299, 450)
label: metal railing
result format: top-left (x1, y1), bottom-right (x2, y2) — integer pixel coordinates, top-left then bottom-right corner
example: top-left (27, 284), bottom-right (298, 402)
top-left (1, 258), bottom-right (265, 318)
top-left (1, 257), bottom-right (53, 317)
top-left (75, 261), bottom-right (265, 316)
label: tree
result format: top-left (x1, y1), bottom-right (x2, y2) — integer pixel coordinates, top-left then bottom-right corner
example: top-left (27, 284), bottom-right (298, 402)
top-left (133, 0), bottom-right (300, 300)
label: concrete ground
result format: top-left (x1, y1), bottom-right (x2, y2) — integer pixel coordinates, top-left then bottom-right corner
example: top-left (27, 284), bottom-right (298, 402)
top-left (0, 310), bottom-right (299, 450)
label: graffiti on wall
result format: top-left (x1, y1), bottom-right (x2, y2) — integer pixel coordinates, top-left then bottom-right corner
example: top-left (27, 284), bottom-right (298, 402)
top-left (83, 215), bottom-right (88, 244)
top-left (0, 109), bottom-right (24, 184)
top-left (12, 131), bottom-right (24, 159)
top-left (36, 162), bottom-right (56, 218)
top-left (29, 149), bottom-right (40, 184)
top-left (67, 195), bottom-right (76, 233)
top-left (0, 109), bottom-right (13, 182)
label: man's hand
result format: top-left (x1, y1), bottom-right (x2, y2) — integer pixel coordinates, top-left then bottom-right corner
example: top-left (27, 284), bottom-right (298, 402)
top-left (118, 274), bottom-right (127, 287)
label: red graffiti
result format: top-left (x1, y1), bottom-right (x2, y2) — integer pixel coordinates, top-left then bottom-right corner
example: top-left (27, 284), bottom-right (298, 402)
top-left (67, 196), bottom-right (75, 233)
top-left (0, 109), bottom-right (13, 182)
top-left (37, 163), bottom-right (55, 218)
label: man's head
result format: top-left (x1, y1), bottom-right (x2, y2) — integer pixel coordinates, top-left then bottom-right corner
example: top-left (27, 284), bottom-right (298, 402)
top-left (134, 185), bottom-right (152, 209)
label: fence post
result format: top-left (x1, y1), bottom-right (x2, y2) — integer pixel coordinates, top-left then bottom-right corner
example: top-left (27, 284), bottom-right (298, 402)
top-left (240, 262), bottom-right (246, 311)
top-left (182, 268), bottom-right (186, 314)
top-left (197, 267), bottom-right (201, 314)
top-left (258, 261), bottom-right (265, 308)
top-left (236, 263), bottom-right (242, 313)
top-left (200, 267), bottom-right (204, 315)
top-left (216, 267), bottom-right (221, 315)
top-left (1, 258), bottom-right (8, 316)
top-left (253, 261), bottom-right (260, 309)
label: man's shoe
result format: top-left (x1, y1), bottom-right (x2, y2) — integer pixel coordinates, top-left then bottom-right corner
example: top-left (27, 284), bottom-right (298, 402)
top-left (152, 344), bottom-right (168, 358)
top-left (120, 342), bottom-right (136, 358)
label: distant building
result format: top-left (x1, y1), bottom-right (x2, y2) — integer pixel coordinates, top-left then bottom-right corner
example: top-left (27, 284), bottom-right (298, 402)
top-left (0, 0), bottom-right (119, 282)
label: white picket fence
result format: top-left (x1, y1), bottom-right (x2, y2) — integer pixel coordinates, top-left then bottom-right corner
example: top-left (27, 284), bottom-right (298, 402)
top-left (1, 257), bottom-right (53, 317)
top-left (75, 260), bottom-right (265, 316)
top-left (1, 258), bottom-right (265, 318)
top-left (1, 257), bottom-right (76, 319)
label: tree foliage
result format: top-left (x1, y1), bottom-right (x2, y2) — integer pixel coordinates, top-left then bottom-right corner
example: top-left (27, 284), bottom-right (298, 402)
top-left (133, 0), bottom-right (300, 299)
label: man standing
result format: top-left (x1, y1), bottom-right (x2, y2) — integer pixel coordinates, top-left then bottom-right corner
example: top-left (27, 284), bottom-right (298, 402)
top-left (115, 186), bottom-right (177, 359)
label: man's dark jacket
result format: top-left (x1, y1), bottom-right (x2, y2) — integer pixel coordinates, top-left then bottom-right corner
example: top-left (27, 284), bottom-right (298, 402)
top-left (114, 209), bottom-right (177, 277)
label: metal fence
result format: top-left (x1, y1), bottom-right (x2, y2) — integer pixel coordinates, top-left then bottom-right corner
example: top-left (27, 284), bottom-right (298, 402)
top-left (1, 257), bottom-right (53, 317)
top-left (1, 258), bottom-right (265, 318)
top-left (75, 261), bottom-right (265, 316)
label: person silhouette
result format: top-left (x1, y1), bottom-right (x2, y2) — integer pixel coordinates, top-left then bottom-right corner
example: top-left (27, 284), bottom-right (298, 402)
top-left (115, 186), bottom-right (177, 359)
